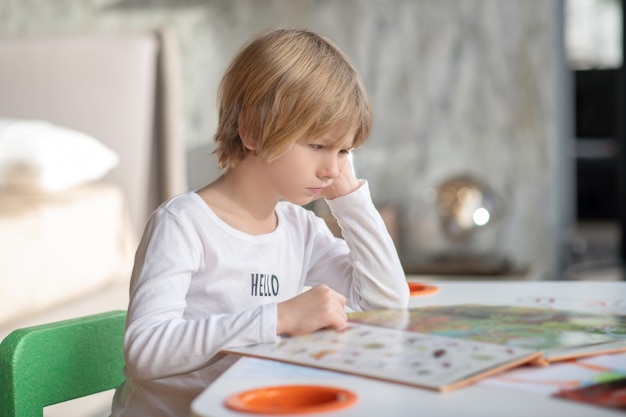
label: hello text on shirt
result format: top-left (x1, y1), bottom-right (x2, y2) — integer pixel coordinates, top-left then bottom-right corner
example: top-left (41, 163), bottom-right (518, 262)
top-left (250, 273), bottom-right (279, 296)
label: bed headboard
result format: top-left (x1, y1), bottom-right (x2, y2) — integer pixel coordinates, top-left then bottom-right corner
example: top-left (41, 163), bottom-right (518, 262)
top-left (0, 29), bottom-right (187, 235)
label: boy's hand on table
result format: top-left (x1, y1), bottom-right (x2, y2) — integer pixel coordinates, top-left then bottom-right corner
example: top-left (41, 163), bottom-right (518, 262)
top-left (276, 284), bottom-right (347, 336)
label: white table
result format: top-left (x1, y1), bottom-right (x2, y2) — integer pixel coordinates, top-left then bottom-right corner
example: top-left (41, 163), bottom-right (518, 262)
top-left (192, 279), bottom-right (626, 417)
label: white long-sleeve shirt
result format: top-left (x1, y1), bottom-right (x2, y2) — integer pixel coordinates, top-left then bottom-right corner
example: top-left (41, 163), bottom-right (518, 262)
top-left (111, 181), bottom-right (408, 417)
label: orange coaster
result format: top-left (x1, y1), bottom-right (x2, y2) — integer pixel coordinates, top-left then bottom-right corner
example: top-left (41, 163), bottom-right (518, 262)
top-left (224, 384), bottom-right (358, 415)
top-left (407, 282), bottom-right (439, 296)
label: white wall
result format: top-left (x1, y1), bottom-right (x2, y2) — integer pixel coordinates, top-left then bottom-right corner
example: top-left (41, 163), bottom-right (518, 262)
top-left (0, 0), bottom-right (571, 279)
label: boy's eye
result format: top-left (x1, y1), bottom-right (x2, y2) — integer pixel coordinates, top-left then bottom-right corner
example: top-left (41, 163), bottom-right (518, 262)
top-left (308, 144), bottom-right (352, 155)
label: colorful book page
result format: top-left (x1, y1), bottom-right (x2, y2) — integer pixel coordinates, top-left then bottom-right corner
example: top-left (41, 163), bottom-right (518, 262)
top-left (553, 376), bottom-right (626, 411)
top-left (348, 304), bottom-right (626, 362)
top-left (224, 322), bottom-right (540, 392)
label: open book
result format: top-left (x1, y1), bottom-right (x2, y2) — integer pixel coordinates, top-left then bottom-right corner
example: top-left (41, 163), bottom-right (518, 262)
top-left (224, 304), bottom-right (626, 392)
top-left (349, 304), bottom-right (626, 365)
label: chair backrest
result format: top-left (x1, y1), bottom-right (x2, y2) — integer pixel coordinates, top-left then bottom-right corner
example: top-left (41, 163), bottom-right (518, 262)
top-left (0, 310), bottom-right (126, 417)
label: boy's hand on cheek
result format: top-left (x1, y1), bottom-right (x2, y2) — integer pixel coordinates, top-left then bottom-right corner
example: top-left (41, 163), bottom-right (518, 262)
top-left (276, 284), bottom-right (347, 336)
top-left (321, 159), bottom-right (360, 200)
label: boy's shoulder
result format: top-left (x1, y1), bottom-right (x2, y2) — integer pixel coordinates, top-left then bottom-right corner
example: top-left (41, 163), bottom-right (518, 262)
top-left (154, 191), bottom-right (204, 219)
top-left (161, 191), bottom-right (199, 208)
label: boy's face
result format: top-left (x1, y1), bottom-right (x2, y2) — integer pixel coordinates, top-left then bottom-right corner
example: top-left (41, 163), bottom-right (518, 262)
top-left (262, 126), bottom-right (356, 206)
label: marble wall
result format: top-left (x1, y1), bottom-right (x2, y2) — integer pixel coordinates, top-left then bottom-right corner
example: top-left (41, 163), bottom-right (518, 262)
top-left (0, 0), bottom-right (571, 279)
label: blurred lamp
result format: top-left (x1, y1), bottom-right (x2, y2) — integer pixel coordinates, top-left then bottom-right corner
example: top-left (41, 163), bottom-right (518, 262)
top-left (435, 176), bottom-right (502, 242)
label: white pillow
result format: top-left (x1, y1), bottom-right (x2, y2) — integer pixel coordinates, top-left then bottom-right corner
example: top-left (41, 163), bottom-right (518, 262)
top-left (0, 119), bottom-right (119, 192)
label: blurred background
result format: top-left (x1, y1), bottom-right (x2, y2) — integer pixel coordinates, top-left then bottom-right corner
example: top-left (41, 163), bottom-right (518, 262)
top-left (0, 0), bottom-right (623, 281)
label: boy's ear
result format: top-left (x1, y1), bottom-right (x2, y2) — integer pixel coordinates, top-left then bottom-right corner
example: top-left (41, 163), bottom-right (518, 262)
top-left (238, 112), bottom-right (256, 150)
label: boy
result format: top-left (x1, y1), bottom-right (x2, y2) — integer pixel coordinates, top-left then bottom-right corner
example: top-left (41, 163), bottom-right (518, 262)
top-left (112, 27), bottom-right (409, 416)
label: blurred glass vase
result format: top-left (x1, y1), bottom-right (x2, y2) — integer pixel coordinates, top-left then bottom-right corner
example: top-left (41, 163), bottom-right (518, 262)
top-left (435, 176), bottom-right (503, 243)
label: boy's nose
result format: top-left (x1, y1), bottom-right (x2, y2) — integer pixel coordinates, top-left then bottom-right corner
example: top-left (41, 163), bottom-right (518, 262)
top-left (318, 156), bottom-right (341, 180)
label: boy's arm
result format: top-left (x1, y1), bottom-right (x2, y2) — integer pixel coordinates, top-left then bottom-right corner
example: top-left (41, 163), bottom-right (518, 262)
top-left (324, 181), bottom-right (410, 311)
top-left (311, 156), bottom-right (409, 310)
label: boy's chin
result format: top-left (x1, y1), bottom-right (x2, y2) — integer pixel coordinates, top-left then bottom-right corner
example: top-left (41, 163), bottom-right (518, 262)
top-left (286, 195), bottom-right (320, 206)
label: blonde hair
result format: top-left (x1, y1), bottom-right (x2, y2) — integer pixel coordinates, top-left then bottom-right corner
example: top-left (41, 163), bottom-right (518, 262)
top-left (213, 27), bottom-right (372, 169)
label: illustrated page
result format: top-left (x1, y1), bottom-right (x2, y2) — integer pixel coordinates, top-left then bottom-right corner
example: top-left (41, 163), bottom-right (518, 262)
top-left (225, 322), bottom-right (540, 392)
top-left (349, 304), bottom-right (626, 362)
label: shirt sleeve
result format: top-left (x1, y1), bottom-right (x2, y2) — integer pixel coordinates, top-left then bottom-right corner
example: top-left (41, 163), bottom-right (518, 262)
top-left (305, 181), bottom-right (410, 311)
top-left (122, 207), bottom-right (277, 381)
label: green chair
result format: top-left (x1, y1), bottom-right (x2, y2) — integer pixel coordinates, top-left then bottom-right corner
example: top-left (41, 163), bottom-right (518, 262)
top-left (0, 310), bottom-right (126, 417)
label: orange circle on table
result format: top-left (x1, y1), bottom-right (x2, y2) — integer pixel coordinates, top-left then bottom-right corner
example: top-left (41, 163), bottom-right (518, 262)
top-left (407, 282), bottom-right (439, 296)
top-left (224, 384), bottom-right (358, 415)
